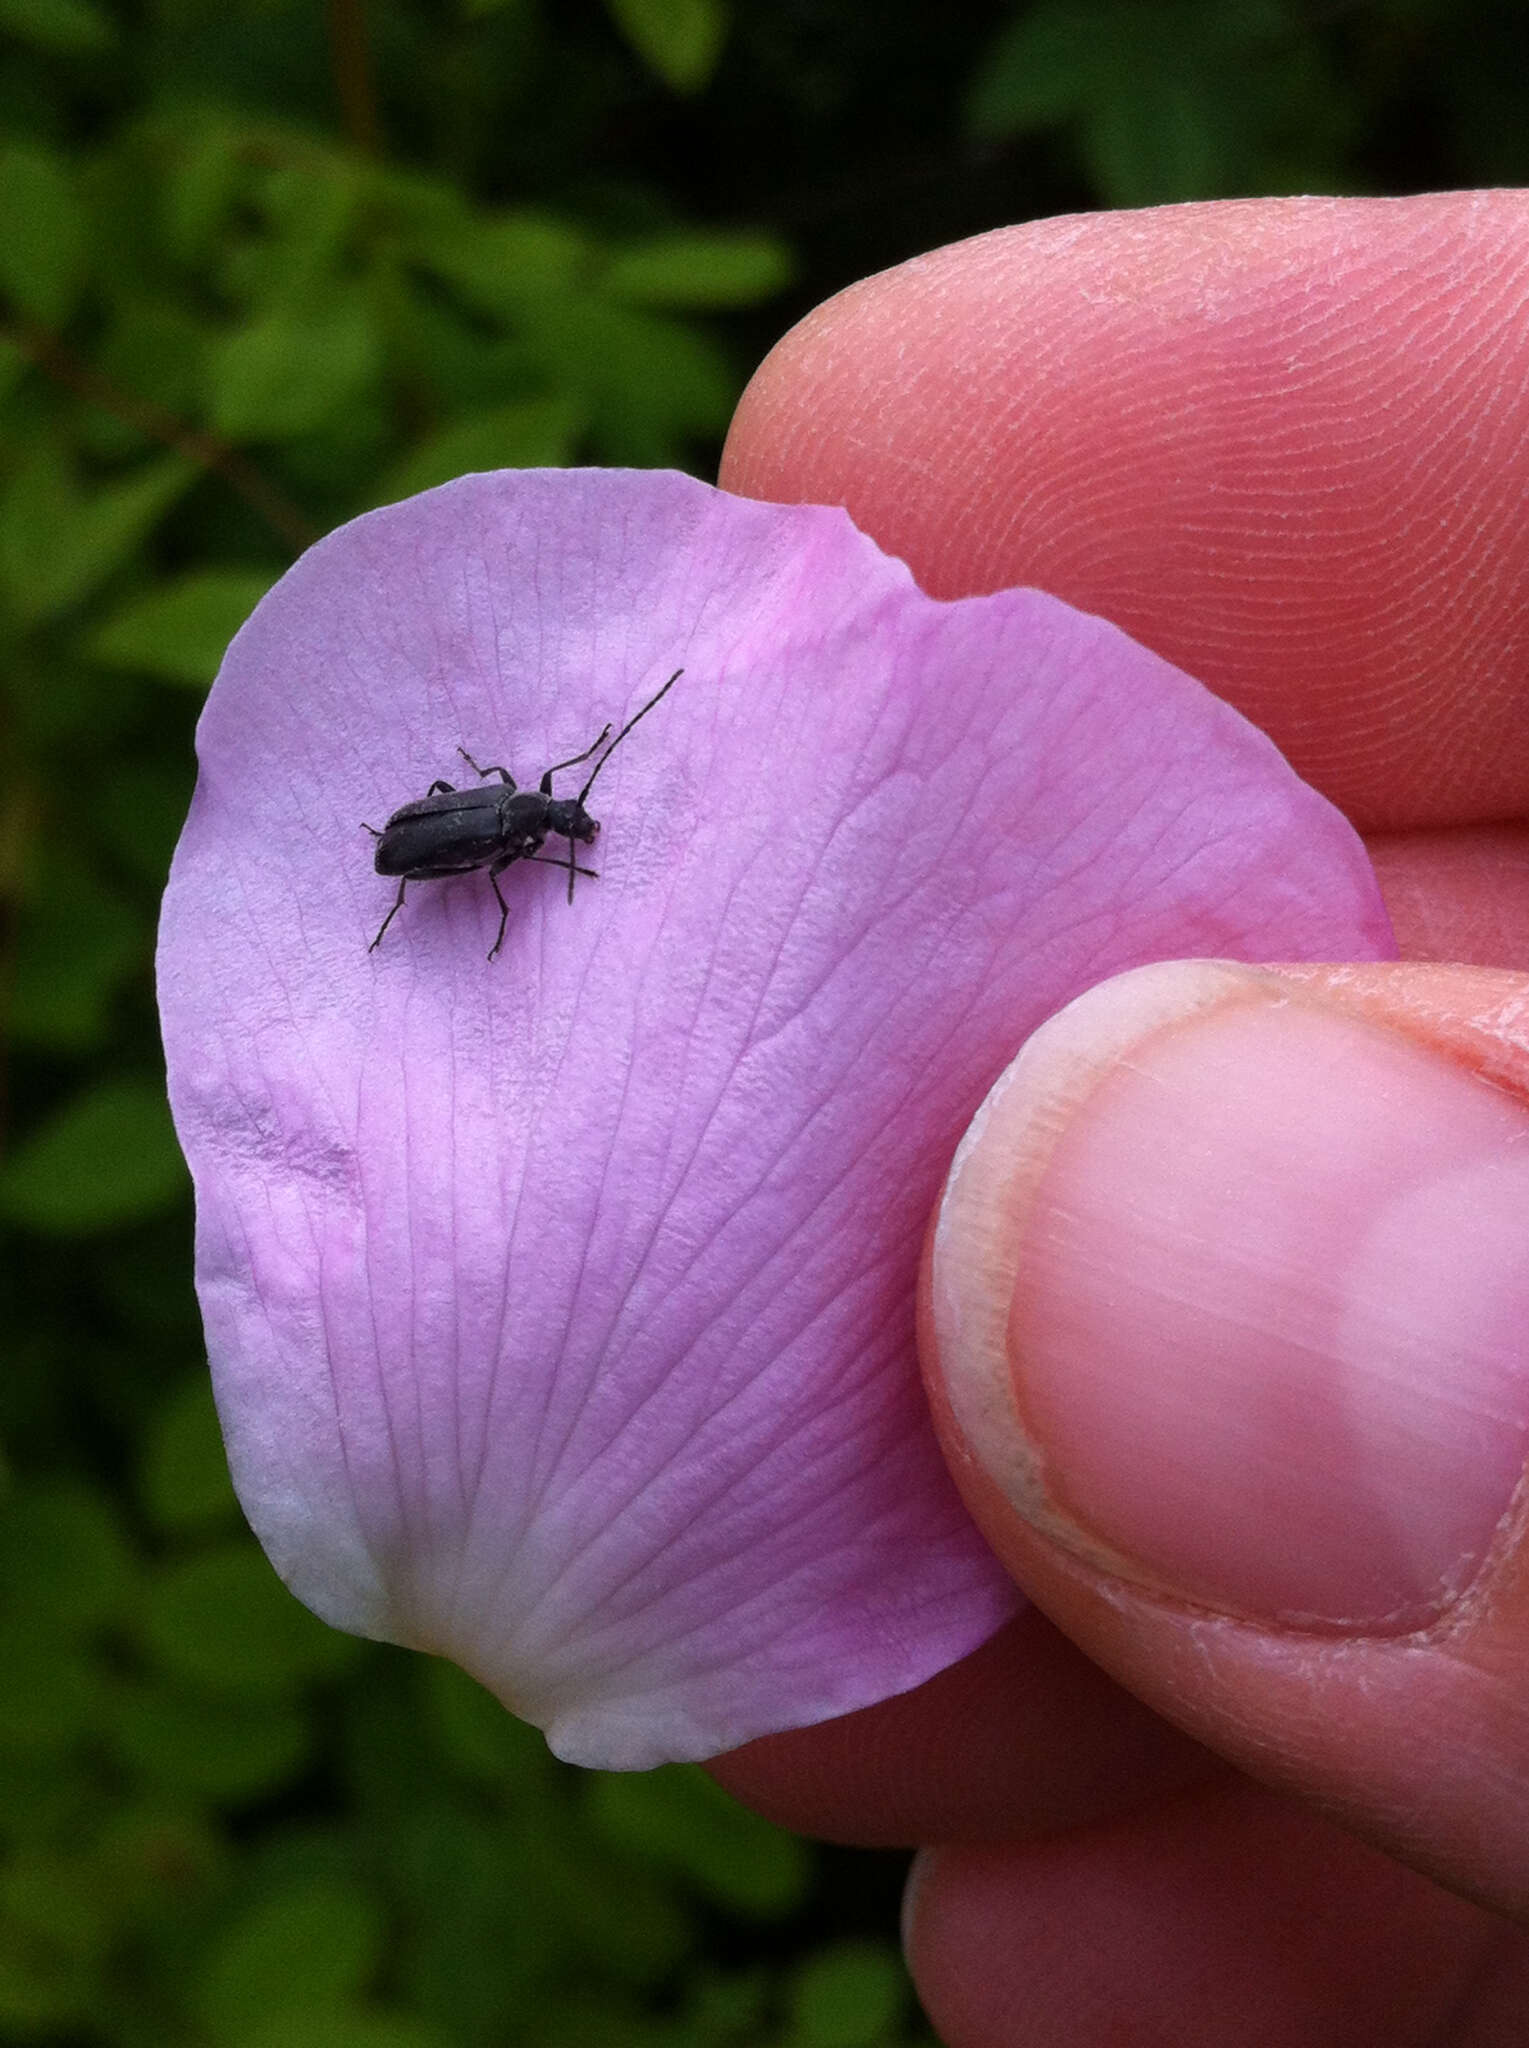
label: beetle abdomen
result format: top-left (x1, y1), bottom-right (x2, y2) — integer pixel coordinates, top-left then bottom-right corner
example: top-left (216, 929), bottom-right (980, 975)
top-left (375, 794), bottom-right (524, 878)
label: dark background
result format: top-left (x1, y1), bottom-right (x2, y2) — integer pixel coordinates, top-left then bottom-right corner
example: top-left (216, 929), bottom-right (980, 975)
top-left (1, 1), bottom-right (1525, 2040)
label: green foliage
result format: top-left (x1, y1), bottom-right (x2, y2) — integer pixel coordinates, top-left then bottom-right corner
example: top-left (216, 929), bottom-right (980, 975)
top-left (0, 145), bottom-right (90, 326)
top-left (0, 1), bottom-right (791, 1326)
top-left (376, 396), bottom-right (582, 504)
top-left (9, 844), bottom-right (141, 1052)
top-left (0, 445), bottom-right (195, 626)
top-left (137, 1374), bottom-right (242, 1535)
top-left (605, 0), bottom-right (730, 95)
top-left (0, 1480), bottom-right (136, 1635)
top-left (141, 1545), bottom-right (363, 1695)
top-left (2, 0), bottom-right (1524, 2042)
top-left (967, 0), bottom-right (1350, 205)
top-left (605, 234), bottom-right (796, 311)
top-left (87, 569), bottom-right (276, 687)
top-left (785, 1942), bottom-right (910, 2047)
top-left (194, 1875), bottom-right (387, 2036)
top-left (0, 1076), bottom-right (186, 1233)
top-left (209, 305), bottom-right (384, 443)
top-left (588, 1764), bottom-right (813, 1919)
top-left (109, 1683), bottom-right (314, 1802)
top-left (0, 0), bottom-right (114, 52)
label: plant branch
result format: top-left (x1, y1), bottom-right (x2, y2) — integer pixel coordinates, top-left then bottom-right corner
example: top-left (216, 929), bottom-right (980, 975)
top-left (327, 0), bottom-right (385, 157)
top-left (2, 315), bottom-right (319, 554)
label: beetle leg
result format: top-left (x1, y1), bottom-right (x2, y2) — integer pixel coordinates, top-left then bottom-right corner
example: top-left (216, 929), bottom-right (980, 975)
top-left (539, 724), bottom-right (612, 794)
top-left (458, 749), bottom-right (514, 789)
top-left (369, 880), bottom-right (407, 952)
top-left (425, 778), bottom-right (458, 796)
top-left (524, 855), bottom-right (598, 879)
top-left (480, 854), bottom-right (600, 956)
top-left (486, 869), bottom-right (512, 960)
top-left (361, 822), bottom-right (380, 840)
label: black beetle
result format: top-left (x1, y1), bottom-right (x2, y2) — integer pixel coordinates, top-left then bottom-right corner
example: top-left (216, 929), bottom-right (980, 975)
top-left (364, 667), bottom-right (682, 959)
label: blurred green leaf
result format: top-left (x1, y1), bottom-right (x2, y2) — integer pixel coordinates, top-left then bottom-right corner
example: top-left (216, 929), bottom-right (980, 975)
top-left (95, 755), bottom-right (198, 885)
top-left (9, 844), bottom-right (140, 1053)
top-left (512, 298), bottom-right (736, 461)
top-left (0, 1627), bottom-right (101, 1755)
top-left (532, 1994), bottom-right (683, 2048)
top-left (966, 0), bottom-right (1339, 206)
top-left (0, 0), bottom-right (114, 51)
top-left (411, 210), bottom-right (594, 315)
top-left (139, 1374), bottom-right (240, 1535)
top-left (786, 1940), bottom-right (908, 2046)
top-left (587, 1765), bottom-right (811, 1918)
top-left (966, 0), bottom-right (1103, 137)
top-left (89, 300), bottom-right (212, 456)
top-left (679, 1964), bottom-right (773, 2042)
top-left (1, 1848), bottom-right (112, 1960)
top-left (605, 0), bottom-right (728, 93)
top-left (86, 567), bottom-right (274, 686)
top-left (530, 1825), bottom-right (693, 1990)
top-left (232, 2008), bottom-right (455, 2048)
top-left (110, 1682), bottom-right (312, 1800)
top-left (339, 1656), bottom-right (441, 1823)
top-left (142, 1543), bottom-right (360, 1695)
top-left (0, 330), bottom-right (25, 406)
top-left (388, 1800), bottom-right (559, 2029)
top-left (0, 1750), bottom-right (97, 1846)
top-left (0, 1848), bottom-right (110, 2028)
top-left (0, 443), bottom-right (194, 625)
top-left (93, 1799), bottom-right (226, 1923)
top-left (0, 438), bottom-right (73, 621)
top-left (196, 1875), bottom-right (386, 2036)
top-left (0, 144), bottom-right (90, 326)
top-left (421, 1658), bottom-right (554, 1789)
top-left (602, 232), bottom-right (792, 309)
top-left (77, 459), bottom-right (198, 583)
top-left (93, 1221), bottom-right (203, 1339)
top-left (375, 396), bottom-right (583, 503)
top-left (210, 305), bottom-right (381, 440)
top-left (0, 1480), bottom-right (135, 1634)
top-left (241, 161), bottom-right (365, 311)
top-left (0, 1941), bottom-right (82, 2031)
top-left (0, 1077), bottom-right (187, 1234)
top-left (158, 123), bottom-right (246, 270)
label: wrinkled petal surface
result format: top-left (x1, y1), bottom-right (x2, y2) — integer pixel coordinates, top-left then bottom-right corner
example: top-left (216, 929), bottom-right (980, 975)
top-left (158, 468), bottom-right (1394, 1767)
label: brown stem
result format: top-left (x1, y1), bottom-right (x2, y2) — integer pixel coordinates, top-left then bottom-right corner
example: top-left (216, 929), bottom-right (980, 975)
top-left (2, 315), bottom-right (319, 553)
top-left (0, 770), bottom-right (30, 1158)
top-left (327, 0), bottom-right (384, 157)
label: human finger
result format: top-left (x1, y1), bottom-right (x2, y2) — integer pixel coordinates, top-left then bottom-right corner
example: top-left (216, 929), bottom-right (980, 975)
top-left (723, 192), bottom-right (1529, 833)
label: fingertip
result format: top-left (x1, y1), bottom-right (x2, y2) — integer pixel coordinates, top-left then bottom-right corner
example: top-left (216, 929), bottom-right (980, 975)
top-left (724, 193), bottom-right (1529, 827)
top-left (918, 958), bottom-right (1529, 1909)
top-left (901, 1782), bottom-right (1497, 2048)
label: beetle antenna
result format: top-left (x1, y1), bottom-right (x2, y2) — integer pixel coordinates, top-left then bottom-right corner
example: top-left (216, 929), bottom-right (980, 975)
top-left (577, 668), bottom-right (683, 805)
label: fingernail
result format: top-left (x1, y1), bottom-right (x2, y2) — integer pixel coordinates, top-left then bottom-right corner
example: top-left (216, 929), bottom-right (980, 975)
top-left (931, 961), bottom-right (1529, 1631)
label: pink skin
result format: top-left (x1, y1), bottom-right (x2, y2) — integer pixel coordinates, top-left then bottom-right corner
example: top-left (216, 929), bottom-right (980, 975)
top-left (988, 980), bottom-right (1529, 1634)
top-left (714, 192), bottom-right (1529, 2042)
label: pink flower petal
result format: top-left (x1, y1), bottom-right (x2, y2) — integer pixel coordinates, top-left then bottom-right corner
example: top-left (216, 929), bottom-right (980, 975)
top-left (158, 468), bottom-right (1394, 1767)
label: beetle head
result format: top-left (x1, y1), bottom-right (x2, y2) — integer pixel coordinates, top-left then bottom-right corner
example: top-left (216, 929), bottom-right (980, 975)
top-left (547, 797), bottom-right (598, 845)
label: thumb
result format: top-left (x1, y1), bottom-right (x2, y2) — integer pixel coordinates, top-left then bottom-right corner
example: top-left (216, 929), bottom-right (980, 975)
top-left (922, 959), bottom-right (1529, 1914)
